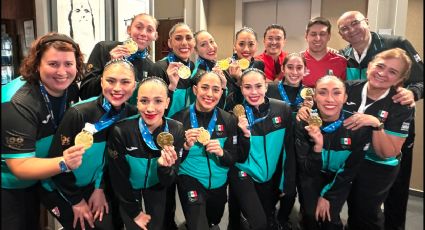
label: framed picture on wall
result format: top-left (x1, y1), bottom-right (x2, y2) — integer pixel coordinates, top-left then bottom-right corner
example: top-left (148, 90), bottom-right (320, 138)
top-left (113, 0), bottom-right (151, 42)
top-left (51, 0), bottom-right (106, 61)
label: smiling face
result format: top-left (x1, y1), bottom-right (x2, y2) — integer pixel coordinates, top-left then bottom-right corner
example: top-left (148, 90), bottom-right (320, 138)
top-left (366, 57), bottom-right (405, 90)
top-left (305, 23), bottom-right (330, 55)
top-left (193, 72), bottom-right (223, 112)
top-left (195, 31), bottom-right (218, 61)
top-left (168, 24), bottom-right (195, 61)
top-left (101, 62), bottom-right (136, 110)
top-left (127, 14), bottom-right (158, 50)
top-left (241, 71), bottom-right (267, 108)
top-left (137, 80), bottom-right (170, 131)
top-left (38, 47), bottom-right (77, 97)
top-left (314, 77), bottom-right (347, 121)
top-left (282, 55), bottom-right (305, 87)
top-left (234, 31), bottom-right (257, 60)
top-left (263, 28), bottom-right (286, 57)
top-left (337, 11), bottom-right (370, 47)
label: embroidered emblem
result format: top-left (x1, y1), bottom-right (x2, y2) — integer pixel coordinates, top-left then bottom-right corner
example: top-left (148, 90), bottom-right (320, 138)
top-left (61, 135), bottom-right (71, 146)
top-left (51, 206), bottom-right (60, 217)
top-left (188, 190), bottom-right (198, 202)
top-left (6, 136), bottom-right (24, 149)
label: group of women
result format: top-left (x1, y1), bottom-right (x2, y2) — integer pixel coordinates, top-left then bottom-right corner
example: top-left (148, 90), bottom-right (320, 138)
top-left (1, 12), bottom-right (415, 230)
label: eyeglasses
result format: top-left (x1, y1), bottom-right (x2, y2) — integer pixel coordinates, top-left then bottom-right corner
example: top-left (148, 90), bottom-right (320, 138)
top-left (338, 18), bottom-right (367, 34)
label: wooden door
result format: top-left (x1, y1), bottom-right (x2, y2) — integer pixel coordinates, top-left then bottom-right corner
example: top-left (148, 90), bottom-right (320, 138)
top-left (155, 18), bottom-right (183, 62)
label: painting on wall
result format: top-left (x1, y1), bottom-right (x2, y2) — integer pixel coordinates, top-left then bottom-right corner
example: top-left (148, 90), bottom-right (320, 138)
top-left (56, 0), bottom-right (105, 61)
top-left (114, 0), bottom-right (150, 42)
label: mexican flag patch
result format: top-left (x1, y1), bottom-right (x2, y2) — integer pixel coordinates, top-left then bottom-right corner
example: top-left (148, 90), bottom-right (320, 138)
top-left (378, 110), bottom-right (388, 121)
top-left (188, 190), bottom-right (198, 202)
top-left (216, 124), bottom-right (224, 131)
top-left (341, 138), bottom-right (351, 145)
top-left (272, 116), bottom-right (281, 124)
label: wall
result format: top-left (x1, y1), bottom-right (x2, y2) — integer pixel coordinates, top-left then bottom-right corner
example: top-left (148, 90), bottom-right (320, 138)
top-left (406, 0), bottom-right (423, 191)
top-left (155, 0), bottom-right (184, 20)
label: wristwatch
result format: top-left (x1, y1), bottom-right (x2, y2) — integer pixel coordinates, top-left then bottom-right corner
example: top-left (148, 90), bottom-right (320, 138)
top-left (59, 158), bottom-right (71, 173)
top-left (372, 122), bottom-right (384, 131)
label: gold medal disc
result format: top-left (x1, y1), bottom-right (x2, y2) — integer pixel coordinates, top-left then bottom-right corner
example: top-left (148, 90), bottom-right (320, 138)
top-left (233, 104), bottom-right (246, 117)
top-left (124, 38), bottom-right (138, 55)
top-left (300, 88), bottom-right (314, 99)
top-left (75, 131), bottom-right (94, 150)
top-left (308, 115), bottom-right (323, 127)
top-left (197, 128), bottom-right (211, 145)
top-left (157, 132), bottom-right (174, 149)
top-left (217, 59), bottom-right (230, 71)
top-left (238, 58), bottom-right (250, 70)
top-left (178, 65), bottom-right (191, 79)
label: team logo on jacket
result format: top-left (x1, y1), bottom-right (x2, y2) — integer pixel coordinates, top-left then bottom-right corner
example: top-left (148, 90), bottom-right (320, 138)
top-left (238, 170), bottom-right (248, 180)
top-left (107, 147), bottom-right (118, 159)
top-left (272, 116), bottom-right (282, 128)
top-left (61, 135), bottom-right (71, 146)
top-left (378, 110), bottom-right (388, 122)
top-left (400, 122), bottom-right (410, 132)
top-left (51, 206), bottom-right (60, 217)
top-left (188, 190), bottom-right (198, 202)
top-left (340, 138), bottom-right (351, 149)
top-left (5, 136), bottom-right (24, 149)
top-left (215, 124), bottom-right (224, 136)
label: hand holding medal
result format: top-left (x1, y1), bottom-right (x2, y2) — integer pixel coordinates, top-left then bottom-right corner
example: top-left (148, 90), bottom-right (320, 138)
top-left (156, 132), bottom-right (174, 148)
top-left (233, 104), bottom-right (245, 118)
top-left (123, 38), bottom-right (138, 55)
top-left (217, 58), bottom-right (231, 71)
top-left (157, 133), bottom-right (177, 167)
top-left (197, 127), bottom-right (211, 145)
top-left (308, 113), bottom-right (323, 127)
top-left (177, 65), bottom-right (191, 79)
top-left (74, 123), bottom-right (96, 150)
top-left (237, 58), bottom-right (250, 70)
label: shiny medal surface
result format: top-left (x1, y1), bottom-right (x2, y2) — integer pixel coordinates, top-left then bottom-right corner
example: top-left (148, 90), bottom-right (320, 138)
top-left (300, 87), bottom-right (314, 99)
top-left (123, 38), bottom-right (138, 55)
top-left (233, 104), bottom-right (246, 117)
top-left (308, 114), bottom-right (323, 127)
top-left (238, 58), bottom-right (250, 70)
top-left (157, 132), bottom-right (174, 149)
top-left (178, 65), bottom-right (191, 79)
top-left (197, 127), bottom-right (211, 145)
top-left (74, 123), bottom-right (95, 150)
top-left (217, 59), bottom-right (230, 70)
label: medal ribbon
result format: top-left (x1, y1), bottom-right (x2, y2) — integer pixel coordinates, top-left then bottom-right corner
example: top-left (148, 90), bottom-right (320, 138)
top-left (126, 49), bottom-right (148, 62)
top-left (357, 82), bottom-right (390, 113)
top-left (278, 82), bottom-right (303, 106)
top-left (167, 52), bottom-right (191, 68)
top-left (39, 81), bottom-right (68, 130)
top-left (318, 110), bottom-right (345, 133)
top-left (139, 117), bottom-right (169, 151)
top-left (189, 104), bottom-right (218, 135)
top-left (243, 103), bottom-right (269, 129)
top-left (88, 98), bottom-right (126, 134)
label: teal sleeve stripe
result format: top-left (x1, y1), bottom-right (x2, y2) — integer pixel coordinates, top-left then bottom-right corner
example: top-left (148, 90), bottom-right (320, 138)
top-left (320, 166), bottom-right (345, 197)
top-left (1, 77), bottom-right (26, 103)
top-left (2, 152), bottom-right (36, 159)
top-left (384, 129), bottom-right (408, 138)
top-left (72, 96), bottom-right (98, 107)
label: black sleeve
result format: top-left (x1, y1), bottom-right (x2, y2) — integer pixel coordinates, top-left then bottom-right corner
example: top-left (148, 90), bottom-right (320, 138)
top-left (397, 38), bottom-right (424, 101)
top-left (107, 125), bottom-right (142, 219)
top-left (50, 108), bottom-right (85, 205)
top-left (294, 120), bottom-right (323, 176)
top-left (216, 114), bottom-right (238, 166)
top-left (157, 121), bottom-right (185, 187)
top-left (321, 127), bottom-right (371, 201)
top-left (281, 110), bottom-right (296, 195)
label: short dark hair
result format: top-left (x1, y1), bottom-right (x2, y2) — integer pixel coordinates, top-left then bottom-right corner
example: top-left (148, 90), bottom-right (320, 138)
top-left (306, 17), bottom-right (331, 34)
top-left (263, 24), bottom-right (286, 39)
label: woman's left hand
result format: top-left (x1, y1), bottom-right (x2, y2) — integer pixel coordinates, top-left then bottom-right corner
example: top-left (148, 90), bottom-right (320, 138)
top-left (88, 189), bottom-right (109, 222)
top-left (205, 139), bottom-right (224, 157)
top-left (158, 145), bottom-right (178, 167)
top-left (392, 87), bottom-right (415, 107)
top-left (315, 197), bottom-right (331, 222)
top-left (343, 112), bottom-right (380, 130)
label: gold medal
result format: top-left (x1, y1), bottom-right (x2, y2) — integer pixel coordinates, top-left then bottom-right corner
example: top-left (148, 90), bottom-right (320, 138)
top-left (178, 65), bottom-right (191, 79)
top-left (217, 59), bottom-right (230, 71)
top-left (308, 114), bottom-right (323, 127)
top-left (74, 131), bottom-right (94, 150)
top-left (156, 132), bottom-right (174, 149)
top-left (300, 87), bottom-right (314, 99)
top-left (238, 58), bottom-right (250, 70)
top-left (233, 104), bottom-right (245, 117)
top-left (197, 127), bottom-right (211, 145)
top-left (123, 38), bottom-right (138, 55)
